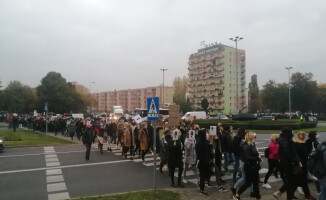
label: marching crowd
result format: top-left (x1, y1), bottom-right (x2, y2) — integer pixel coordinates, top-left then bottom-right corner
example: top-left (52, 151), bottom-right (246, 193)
top-left (5, 114), bottom-right (326, 200)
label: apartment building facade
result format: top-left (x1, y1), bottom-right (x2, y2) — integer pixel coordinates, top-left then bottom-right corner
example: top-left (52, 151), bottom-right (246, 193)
top-left (94, 86), bottom-right (174, 113)
top-left (188, 43), bottom-right (246, 115)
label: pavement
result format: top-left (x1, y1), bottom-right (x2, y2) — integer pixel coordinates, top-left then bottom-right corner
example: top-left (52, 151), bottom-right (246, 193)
top-left (4, 126), bottom-right (321, 200)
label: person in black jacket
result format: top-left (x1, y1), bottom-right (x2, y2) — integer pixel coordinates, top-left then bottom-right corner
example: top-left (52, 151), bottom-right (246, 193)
top-left (82, 124), bottom-right (95, 160)
top-left (232, 128), bottom-right (246, 183)
top-left (167, 129), bottom-right (184, 188)
top-left (294, 132), bottom-right (316, 200)
top-left (220, 126), bottom-right (233, 175)
top-left (233, 131), bottom-right (261, 200)
top-left (195, 129), bottom-right (210, 196)
top-left (305, 131), bottom-right (319, 155)
top-left (273, 127), bottom-right (302, 200)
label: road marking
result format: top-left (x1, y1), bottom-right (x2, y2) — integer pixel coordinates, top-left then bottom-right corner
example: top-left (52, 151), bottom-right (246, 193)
top-left (48, 192), bottom-right (70, 200)
top-left (45, 150), bottom-right (56, 154)
top-left (46, 162), bottom-right (60, 167)
top-left (0, 150), bottom-right (98, 158)
top-left (46, 158), bottom-right (59, 162)
top-left (45, 154), bottom-right (58, 159)
top-left (47, 175), bottom-right (64, 183)
top-left (0, 160), bottom-right (132, 174)
top-left (44, 147), bottom-right (71, 200)
top-left (46, 169), bottom-right (62, 176)
top-left (47, 182), bottom-right (67, 192)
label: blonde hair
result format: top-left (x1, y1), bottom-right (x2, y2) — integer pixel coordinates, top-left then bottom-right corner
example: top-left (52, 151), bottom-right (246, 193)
top-left (297, 131), bottom-right (306, 138)
top-left (245, 131), bottom-right (256, 146)
top-left (270, 133), bottom-right (279, 142)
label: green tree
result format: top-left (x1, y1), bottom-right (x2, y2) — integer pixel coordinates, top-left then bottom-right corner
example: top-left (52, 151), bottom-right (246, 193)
top-left (317, 84), bottom-right (326, 114)
top-left (248, 74), bottom-right (261, 113)
top-left (173, 76), bottom-right (191, 113)
top-left (201, 98), bottom-right (209, 111)
top-left (260, 80), bottom-right (288, 112)
top-left (1, 81), bottom-right (36, 113)
top-left (291, 72), bottom-right (318, 112)
top-left (36, 72), bottom-right (86, 113)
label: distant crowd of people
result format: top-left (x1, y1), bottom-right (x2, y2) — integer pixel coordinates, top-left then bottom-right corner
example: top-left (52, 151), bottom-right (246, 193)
top-left (4, 114), bottom-right (326, 200)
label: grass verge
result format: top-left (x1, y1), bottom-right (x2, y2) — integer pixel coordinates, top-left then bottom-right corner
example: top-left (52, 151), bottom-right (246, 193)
top-left (73, 190), bottom-right (179, 200)
top-left (0, 129), bottom-right (76, 147)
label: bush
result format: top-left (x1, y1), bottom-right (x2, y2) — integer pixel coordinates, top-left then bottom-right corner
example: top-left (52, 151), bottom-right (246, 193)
top-left (317, 116), bottom-right (326, 121)
top-left (193, 119), bottom-right (317, 130)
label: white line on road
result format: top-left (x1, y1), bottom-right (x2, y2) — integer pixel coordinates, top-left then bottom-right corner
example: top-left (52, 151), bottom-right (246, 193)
top-left (47, 175), bottom-right (64, 183)
top-left (47, 182), bottom-right (67, 192)
top-left (0, 149), bottom-right (99, 158)
top-left (0, 160), bottom-right (132, 175)
top-left (48, 192), bottom-right (70, 200)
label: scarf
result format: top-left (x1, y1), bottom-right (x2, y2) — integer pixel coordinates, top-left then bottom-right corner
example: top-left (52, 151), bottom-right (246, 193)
top-left (294, 138), bottom-right (305, 143)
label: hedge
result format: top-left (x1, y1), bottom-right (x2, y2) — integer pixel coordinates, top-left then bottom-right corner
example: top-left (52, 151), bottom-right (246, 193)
top-left (317, 116), bottom-right (326, 121)
top-left (193, 119), bottom-right (317, 130)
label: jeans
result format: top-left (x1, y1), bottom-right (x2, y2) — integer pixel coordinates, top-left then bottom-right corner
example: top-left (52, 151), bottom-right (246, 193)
top-left (233, 155), bottom-right (240, 182)
top-left (319, 178), bottom-right (326, 200)
top-left (237, 164), bottom-right (261, 199)
top-left (223, 152), bottom-right (230, 171)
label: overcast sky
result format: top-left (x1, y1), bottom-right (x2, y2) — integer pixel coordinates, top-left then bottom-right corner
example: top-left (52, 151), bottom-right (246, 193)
top-left (1, 0), bottom-right (326, 92)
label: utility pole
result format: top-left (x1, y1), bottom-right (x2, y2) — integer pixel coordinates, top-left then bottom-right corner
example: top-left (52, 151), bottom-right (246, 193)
top-left (285, 67), bottom-right (293, 119)
top-left (160, 69), bottom-right (167, 106)
top-left (229, 36), bottom-right (243, 111)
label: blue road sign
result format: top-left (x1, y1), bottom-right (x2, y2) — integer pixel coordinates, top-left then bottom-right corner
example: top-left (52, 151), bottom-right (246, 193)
top-left (147, 97), bottom-right (159, 121)
top-left (44, 102), bottom-right (48, 111)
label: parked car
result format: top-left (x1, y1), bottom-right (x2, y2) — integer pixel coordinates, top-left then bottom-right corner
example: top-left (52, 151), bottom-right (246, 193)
top-left (0, 138), bottom-right (4, 151)
top-left (308, 116), bottom-right (318, 123)
top-left (260, 116), bottom-right (276, 120)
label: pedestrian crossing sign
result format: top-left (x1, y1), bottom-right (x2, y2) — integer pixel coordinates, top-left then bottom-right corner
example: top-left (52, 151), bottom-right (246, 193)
top-left (147, 97), bottom-right (159, 121)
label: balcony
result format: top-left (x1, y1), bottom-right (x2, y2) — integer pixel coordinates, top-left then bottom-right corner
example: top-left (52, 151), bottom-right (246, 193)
top-left (214, 74), bottom-right (224, 78)
top-left (216, 66), bottom-right (224, 71)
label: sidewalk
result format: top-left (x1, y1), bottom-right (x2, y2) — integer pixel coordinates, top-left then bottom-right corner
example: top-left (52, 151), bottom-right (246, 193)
top-left (169, 180), bottom-right (319, 200)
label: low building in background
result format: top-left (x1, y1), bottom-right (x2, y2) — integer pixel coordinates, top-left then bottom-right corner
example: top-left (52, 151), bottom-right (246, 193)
top-left (92, 86), bottom-right (174, 113)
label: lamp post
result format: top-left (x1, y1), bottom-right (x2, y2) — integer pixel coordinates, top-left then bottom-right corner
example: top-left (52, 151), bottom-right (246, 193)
top-left (285, 67), bottom-right (293, 119)
top-left (229, 36), bottom-right (243, 111)
top-left (160, 68), bottom-right (167, 106)
top-left (89, 81), bottom-right (95, 93)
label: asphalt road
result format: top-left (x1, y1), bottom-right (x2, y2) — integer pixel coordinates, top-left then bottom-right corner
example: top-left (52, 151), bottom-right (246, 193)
top-left (0, 144), bottom-right (171, 200)
top-left (1, 127), bottom-right (325, 200)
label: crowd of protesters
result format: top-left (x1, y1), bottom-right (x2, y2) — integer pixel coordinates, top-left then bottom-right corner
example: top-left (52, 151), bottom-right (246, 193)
top-left (3, 113), bottom-right (325, 200)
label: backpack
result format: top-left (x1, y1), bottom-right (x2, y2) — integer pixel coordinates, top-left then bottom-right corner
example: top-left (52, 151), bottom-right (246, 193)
top-left (264, 147), bottom-right (269, 158)
top-left (308, 148), bottom-right (326, 179)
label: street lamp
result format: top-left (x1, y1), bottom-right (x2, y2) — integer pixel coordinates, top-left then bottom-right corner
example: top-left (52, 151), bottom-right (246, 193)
top-left (285, 67), bottom-right (293, 119)
top-left (229, 36), bottom-right (244, 111)
top-left (160, 68), bottom-right (167, 106)
top-left (89, 81), bottom-right (95, 93)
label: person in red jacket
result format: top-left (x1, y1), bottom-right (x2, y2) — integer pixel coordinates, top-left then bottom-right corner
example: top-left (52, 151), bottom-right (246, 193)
top-left (263, 133), bottom-right (280, 189)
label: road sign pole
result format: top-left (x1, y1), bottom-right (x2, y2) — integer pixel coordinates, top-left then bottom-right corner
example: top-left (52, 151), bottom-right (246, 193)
top-left (147, 97), bottom-right (159, 194)
top-left (153, 121), bottom-right (157, 193)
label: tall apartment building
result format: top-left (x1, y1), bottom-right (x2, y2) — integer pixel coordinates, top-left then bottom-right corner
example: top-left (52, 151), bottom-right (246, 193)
top-left (188, 43), bottom-right (246, 115)
top-left (94, 86), bottom-right (174, 113)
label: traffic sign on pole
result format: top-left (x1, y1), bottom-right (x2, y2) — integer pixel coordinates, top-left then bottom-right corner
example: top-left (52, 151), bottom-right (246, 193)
top-left (147, 97), bottom-right (159, 193)
top-left (147, 97), bottom-right (159, 121)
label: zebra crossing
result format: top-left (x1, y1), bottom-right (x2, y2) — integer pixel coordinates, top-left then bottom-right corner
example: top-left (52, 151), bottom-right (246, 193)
top-left (94, 142), bottom-right (282, 186)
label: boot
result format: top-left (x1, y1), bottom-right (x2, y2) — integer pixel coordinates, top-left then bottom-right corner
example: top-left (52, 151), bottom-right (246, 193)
top-left (177, 176), bottom-right (185, 188)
